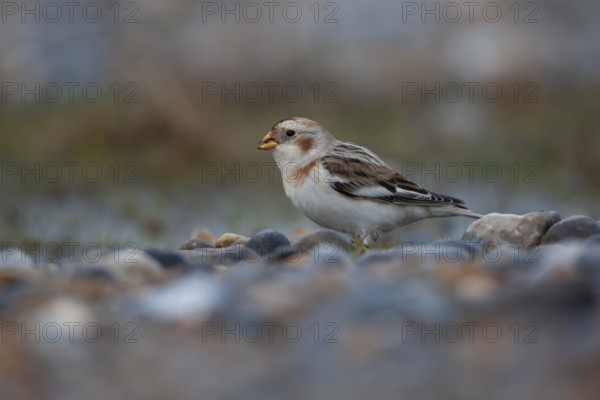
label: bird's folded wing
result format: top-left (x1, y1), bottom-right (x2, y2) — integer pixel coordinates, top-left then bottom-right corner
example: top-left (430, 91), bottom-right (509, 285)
top-left (321, 154), bottom-right (466, 207)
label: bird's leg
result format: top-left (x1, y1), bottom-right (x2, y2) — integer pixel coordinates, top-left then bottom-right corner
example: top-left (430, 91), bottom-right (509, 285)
top-left (350, 237), bottom-right (367, 256)
top-left (359, 229), bottom-right (381, 248)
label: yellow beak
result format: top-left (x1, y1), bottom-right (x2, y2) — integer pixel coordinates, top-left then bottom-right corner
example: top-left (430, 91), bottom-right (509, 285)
top-left (257, 132), bottom-right (278, 150)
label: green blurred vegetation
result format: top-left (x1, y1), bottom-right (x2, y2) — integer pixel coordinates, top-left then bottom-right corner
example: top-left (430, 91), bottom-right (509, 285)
top-left (1, 88), bottom-right (599, 192)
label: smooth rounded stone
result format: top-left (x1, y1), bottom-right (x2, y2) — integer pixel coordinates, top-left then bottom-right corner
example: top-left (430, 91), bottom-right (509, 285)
top-left (542, 215), bottom-right (600, 245)
top-left (462, 211), bottom-right (561, 250)
top-left (190, 228), bottom-right (216, 242)
top-left (294, 229), bottom-right (354, 253)
top-left (146, 248), bottom-right (214, 273)
top-left (215, 233), bottom-right (250, 248)
top-left (86, 250), bottom-right (163, 284)
top-left (261, 244), bottom-right (302, 264)
top-left (245, 229), bottom-right (289, 257)
top-left (134, 273), bottom-right (223, 323)
top-left (178, 239), bottom-right (215, 250)
top-left (145, 248), bottom-right (187, 269)
top-left (180, 246), bottom-right (260, 267)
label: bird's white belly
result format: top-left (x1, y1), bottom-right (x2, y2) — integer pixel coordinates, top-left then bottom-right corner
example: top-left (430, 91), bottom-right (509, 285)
top-left (282, 170), bottom-right (432, 236)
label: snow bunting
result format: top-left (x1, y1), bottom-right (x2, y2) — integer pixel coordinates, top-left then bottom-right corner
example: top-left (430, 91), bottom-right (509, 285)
top-left (258, 117), bottom-right (482, 245)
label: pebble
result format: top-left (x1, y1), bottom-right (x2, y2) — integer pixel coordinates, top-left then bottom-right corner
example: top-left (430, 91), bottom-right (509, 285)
top-left (145, 248), bottom-right (187, 269)
top-left (267, 244), bottom-right (302, 264)
top-left (85, 249), bottom-right (164, 285)
top-left (134, 273), bottom-right (222, 323)
top-left (215, 233), bottom-right (250, 248)
top-left (245, 229), bottom-right (290, 257)
top-left (147, 248), bottom-right (214, 273)
top-left (179, 239), bottom-right (215, 250)
top-left (542, 215), bottom-right (600, 244)
top-left (462, 211), bottom-right (561, 249)
top-left (294, 228), bottom-right (354, 253)
top-left (190, 228), bottom-right (216, 242)
top-left (6, 215), bottom-right (600, 399)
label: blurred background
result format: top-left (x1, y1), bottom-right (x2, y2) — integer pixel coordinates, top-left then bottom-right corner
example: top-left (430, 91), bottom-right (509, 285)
top-left (0, 0), bottom-right (599, 250)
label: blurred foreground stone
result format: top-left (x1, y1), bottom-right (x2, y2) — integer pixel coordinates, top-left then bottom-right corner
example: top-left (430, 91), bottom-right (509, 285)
top-left (1, 212), bottom-right (600, 400)
top-left (462, 211), bottom-right (561, 249)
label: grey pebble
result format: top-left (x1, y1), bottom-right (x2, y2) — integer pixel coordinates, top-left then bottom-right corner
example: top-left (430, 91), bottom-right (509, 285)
top-left (463, 211), bottom-right (561, 250)
top-left (294, 229), bottom-right (354, 253)
top-left (179, 239), bottom-right (216, 251)
top-left (245, 229), bottom-right (290, 257)
top-left (542, 215), bottom-right (600, 245)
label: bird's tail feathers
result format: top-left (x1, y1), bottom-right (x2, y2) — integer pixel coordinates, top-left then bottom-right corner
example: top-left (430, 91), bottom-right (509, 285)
top-left (452, 207), bottom-right (483, 219)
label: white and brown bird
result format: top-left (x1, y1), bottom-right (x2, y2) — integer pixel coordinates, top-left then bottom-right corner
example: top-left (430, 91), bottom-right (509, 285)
top-left (258, 117), bottom-right (482, 245)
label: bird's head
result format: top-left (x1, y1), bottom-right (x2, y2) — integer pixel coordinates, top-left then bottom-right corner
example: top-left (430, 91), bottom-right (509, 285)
top-left (258, 117), bottom-right (335, 165)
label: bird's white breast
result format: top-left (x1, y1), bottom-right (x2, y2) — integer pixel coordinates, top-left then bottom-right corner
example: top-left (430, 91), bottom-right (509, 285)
top-left (280, 163), bottom-right (430, 236)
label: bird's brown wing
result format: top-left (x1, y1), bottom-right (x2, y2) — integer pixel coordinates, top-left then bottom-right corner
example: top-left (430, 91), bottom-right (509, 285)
top-left (321, 143), bottom-right (468, 207)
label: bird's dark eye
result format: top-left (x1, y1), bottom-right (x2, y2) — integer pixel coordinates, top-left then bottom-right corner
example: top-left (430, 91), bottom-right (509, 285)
top-left (286, 130), bottom-right (296, 137)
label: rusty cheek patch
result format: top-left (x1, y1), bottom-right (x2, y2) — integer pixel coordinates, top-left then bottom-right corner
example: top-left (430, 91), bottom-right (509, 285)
top-left (296, 136), bottom-right (315, 156)
top-left (288, 159), bottom-right (318, 188)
